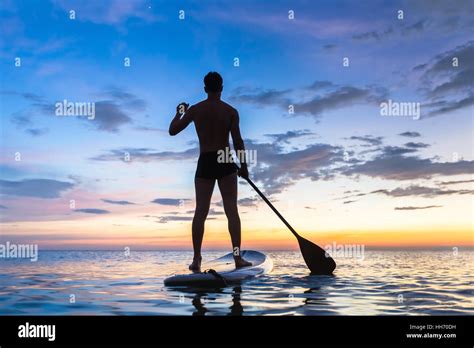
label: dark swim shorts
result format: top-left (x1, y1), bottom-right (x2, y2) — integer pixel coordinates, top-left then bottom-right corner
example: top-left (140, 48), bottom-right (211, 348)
top-left (195, 151), bottom-right (238, 180)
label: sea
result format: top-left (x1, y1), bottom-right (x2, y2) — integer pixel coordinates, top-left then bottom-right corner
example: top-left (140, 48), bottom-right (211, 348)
top-left (0, 250), bottom-right (472, 315)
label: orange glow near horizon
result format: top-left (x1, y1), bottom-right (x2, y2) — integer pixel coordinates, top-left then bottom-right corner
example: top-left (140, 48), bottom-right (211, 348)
top-left (1, 188), bottom-right (472, 250)
top-left (2, 218), bottom-right (472, 250)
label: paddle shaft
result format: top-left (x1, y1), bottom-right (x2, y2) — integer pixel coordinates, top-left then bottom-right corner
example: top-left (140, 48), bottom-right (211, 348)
top-left (244, 177), bottom-right (300, 239)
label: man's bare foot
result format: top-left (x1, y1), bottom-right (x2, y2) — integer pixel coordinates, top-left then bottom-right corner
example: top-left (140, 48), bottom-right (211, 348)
top-left (234, 257), bottom-right (252, 268)
top-left (189, 256), bottom-right (202, 273)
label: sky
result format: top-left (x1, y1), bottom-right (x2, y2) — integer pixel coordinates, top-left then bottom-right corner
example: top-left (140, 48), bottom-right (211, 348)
top-left (0, 0), bottom-right (473, 250)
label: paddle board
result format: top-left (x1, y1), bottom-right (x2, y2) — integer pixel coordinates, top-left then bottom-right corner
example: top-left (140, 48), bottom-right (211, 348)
top-left (164, 250), bottom-right (272, 287)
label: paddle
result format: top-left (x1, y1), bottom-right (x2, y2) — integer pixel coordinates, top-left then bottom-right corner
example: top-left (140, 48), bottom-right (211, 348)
top-left (244, 177), bottom-right (336, 275)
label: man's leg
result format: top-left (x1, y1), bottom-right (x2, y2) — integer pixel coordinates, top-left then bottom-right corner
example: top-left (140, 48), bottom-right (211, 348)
top-left (189, 177), bottom-right (215, 272)
top-left (217, 172), bottom-right (252, 268)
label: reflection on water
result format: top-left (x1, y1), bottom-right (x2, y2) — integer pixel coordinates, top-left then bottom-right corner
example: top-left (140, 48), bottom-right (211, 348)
top-left (186, 286), bottom-right (244, 316)
top-left (0, 250), bottom-right (472, 315)
top-left (229, 286), bottom-right (243, 316)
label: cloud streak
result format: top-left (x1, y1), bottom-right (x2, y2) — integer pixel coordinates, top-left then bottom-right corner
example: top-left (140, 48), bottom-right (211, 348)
top-left (74, 208), bottom-right (110, 214)
top-left (101, 199), bottom-right (135, 205)
top-left (416, 40), bottom-right (474, 117)
top-left (230, 81), bottom-right (387, 120)
top-left (0, 179), bottom-right (74, 199)
top-left (151, 198), bottom-right (191, 206)
top-left (372, 185), bottom-right (473, 198)
top-left (348, 135), bottom-right (384, 146)
top-left (342, 145), bottom-right (474, 181)
top-left (399, 131), bottom-right (421, 138)
top-left (7, 86), bottom-right (147, 133)
top-left (395, 205), bottom-right (442, 211)
top-left (264, 129), bottom-right (315, 143)
top-left (91, 147), bottom-right (198, 162)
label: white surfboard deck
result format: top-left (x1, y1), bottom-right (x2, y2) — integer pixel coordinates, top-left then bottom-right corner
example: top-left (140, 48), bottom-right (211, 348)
top-left (164, 250), bottom-right (273, 287)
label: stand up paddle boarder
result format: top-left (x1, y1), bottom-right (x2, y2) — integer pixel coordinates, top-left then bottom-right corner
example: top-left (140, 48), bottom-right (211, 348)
top-left (169, 72), bottom-right (252, 273)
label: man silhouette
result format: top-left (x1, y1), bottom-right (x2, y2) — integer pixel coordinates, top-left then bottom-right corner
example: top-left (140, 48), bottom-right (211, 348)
top-left (169, 72), bottom-right (252, 272)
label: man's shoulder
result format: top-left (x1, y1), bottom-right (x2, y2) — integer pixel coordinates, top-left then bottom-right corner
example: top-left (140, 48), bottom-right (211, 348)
top-left (192, 99), bottom-right (238, 114)
top-left (220, 100), bottom-right (238, 114)
top-left (191, 100), bottom-right (206, 109)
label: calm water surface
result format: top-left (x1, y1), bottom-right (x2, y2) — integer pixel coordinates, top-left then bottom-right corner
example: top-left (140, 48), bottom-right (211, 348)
top-left (0, 250), bottom-right (472, 315)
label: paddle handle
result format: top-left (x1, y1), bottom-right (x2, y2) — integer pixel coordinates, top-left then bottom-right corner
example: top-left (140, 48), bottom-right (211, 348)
top-left (244, 177), bottom-right (300, 239)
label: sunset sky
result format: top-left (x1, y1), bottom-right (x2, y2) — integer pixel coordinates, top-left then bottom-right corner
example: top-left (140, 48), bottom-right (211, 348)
top-left (0, 0), bottom-right (473, 250)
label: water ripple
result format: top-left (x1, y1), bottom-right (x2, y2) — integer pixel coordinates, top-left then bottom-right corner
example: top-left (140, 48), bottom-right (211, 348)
top-left (0, 250), bottom-right (472, 315)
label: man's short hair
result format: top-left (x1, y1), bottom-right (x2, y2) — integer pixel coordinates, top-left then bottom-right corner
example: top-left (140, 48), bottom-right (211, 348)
top-left (204, 72), bottom-right (223, 93)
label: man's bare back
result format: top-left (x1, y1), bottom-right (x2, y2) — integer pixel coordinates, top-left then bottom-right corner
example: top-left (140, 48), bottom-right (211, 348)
top-left (191, 99), bottom-right (236, 153)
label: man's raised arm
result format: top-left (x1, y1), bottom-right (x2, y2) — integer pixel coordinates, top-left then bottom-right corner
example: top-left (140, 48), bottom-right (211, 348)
top-left (169, 103), bottom-right (194, 136)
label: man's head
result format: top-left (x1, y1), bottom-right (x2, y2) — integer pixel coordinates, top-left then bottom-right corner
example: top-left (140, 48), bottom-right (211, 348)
top-left (204, 72), bottom-right (223, 95)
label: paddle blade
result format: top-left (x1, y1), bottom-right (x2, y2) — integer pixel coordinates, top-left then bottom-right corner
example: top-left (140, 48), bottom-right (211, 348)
top-left (297, 235), bottom-right (336, 275)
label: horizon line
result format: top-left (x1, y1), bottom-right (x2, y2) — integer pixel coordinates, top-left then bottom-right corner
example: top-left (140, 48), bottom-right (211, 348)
top-left (33, 246), bottom-right (474, 252)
